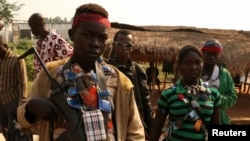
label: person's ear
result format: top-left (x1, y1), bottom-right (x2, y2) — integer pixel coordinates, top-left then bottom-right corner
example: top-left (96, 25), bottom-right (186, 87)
top-left (68, 29), bottom-right (73, 41)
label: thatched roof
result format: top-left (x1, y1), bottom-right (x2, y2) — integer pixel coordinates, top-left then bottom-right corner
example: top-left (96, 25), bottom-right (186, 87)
top-left (104, 24), bottom-right (250, 76)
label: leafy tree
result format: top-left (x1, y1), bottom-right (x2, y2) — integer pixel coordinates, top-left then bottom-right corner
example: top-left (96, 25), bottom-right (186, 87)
top-left (0, 0), bottom-right (24, 22)
top-left (10, 38), bottom-right (35, 81)
top-left (0, 0), bottom-right (24, 42)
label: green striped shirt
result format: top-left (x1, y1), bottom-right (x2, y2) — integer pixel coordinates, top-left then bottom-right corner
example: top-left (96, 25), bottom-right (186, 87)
top-left (158, 79), bottom-right (221, 141)
top-left (0, 48), bottom-right (27, 104)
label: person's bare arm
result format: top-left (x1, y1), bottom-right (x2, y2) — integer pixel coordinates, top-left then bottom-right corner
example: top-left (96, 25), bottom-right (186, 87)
top-left (149, 107), bottom-right (168, 141)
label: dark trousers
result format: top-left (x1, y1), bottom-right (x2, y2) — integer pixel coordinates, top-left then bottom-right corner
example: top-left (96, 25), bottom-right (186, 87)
top-left (0, 100), bottom-right (18, 138)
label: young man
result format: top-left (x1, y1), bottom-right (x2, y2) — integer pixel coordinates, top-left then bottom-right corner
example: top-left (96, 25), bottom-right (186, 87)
top-left (17, 3), bottom-right (144, 141)
top-left (107, 29), bottom-right (153, 138)
top-left (201, 39), bottom-right (238, 124)
top-left (0, 35), bottom-right (29, 140)
top-left (28, 13), bottom-right (73, 77)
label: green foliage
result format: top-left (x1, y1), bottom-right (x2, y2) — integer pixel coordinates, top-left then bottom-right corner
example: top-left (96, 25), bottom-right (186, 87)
top-left (0, 0), bottom-right (24, 22)
top-left (22, 54), bottom-right (35, 81)
top-left (10, 38), bottom-right (35, 81)
top-left (16, 38), bottom-right (33, 49)
top-left (7, 41), bottom-right (16, 50)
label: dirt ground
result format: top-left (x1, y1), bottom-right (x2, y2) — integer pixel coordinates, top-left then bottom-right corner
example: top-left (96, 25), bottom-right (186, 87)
top-left (150, 83), bottom-right (250, 124)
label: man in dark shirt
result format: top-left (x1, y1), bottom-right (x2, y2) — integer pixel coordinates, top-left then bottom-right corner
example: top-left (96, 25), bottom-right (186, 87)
top-left (107, 29), bottom-right (153, 138)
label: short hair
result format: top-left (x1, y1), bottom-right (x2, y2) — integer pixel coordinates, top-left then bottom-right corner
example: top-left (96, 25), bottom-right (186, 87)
top-left (113, 29), bottom-right (133, 42)
top-left (178, 45), bottom-right (204, 65)
top-left (28, 13), bottom-right (45, 26)
top-left (73, 3), bottom-right (109, 21)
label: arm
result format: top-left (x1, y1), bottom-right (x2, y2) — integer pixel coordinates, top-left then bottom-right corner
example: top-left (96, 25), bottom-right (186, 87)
top-left (16, 59), bottom-right (28, 99)
top-left (219, 69), bottom-right (238, 110)
top-left (126, 87), bottom-right (145, 141)
top-left (211, 106), bottom-right (220, 124)
top-left (113, 67), bottom-right (145, 140)
top-left (17, 68), bottom-right (63, 128)
top-left (155, 67), bottom-right (159, 76)
top-left (136, 64), bottom-right (154, 133)
top-left (149, 107), bottom-right (168, 141)
top-left (210, 88), bottom-right (221, 124)
top-left (17, 70), bottom-right (48, 129)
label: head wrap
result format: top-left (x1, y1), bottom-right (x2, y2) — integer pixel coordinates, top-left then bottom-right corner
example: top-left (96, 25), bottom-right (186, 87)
top-left (201, 39), bottom-right (223, 53)
top-left (72, 13), bottom-right (110, 28)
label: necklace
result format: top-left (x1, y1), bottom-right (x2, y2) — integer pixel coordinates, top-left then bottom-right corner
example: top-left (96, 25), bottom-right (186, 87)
top-left (184, 84), bottom-right (210, 101)
top-left (61, 63), bottom-right (99, 110)
top-left (59, 61), bottom-right (112, 112)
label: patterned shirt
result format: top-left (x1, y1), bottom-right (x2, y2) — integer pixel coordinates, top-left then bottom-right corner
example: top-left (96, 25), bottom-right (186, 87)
top-left (158, 79), bottom-right (221, 141)
top-left (0, 48), bottom-right (27, 104)
top-left (34, 31), bottom-right (73, 77)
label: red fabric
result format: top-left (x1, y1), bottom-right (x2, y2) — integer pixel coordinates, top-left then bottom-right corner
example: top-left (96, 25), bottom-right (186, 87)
top-left (177, 94), bottom-right (185, 100)
top-left (88, 86), bottom-right (98, 108)
top-left (201, 46), bottom-right (222, 53)
top-left (73, 14), bottom-right (110, 28)
top-left (108, 120), bottom-right (113, 129)
top-left (80, 86), bottom-right (98, 108)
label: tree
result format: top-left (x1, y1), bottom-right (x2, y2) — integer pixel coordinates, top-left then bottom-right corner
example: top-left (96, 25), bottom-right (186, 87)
top-left (0, 0), bottom-right (24, 22)
top-left (0, 0), bottom-right (24, 42)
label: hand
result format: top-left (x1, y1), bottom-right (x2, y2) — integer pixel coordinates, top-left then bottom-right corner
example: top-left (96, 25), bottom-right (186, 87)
top-left (26, 97), bottom-right (65, 121)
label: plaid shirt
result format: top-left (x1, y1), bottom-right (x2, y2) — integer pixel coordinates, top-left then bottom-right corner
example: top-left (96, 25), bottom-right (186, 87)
top-left (0, 48), bottom-right (27, 104)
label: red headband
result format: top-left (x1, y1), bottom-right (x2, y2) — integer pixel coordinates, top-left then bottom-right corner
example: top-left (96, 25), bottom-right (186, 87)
top-left (201, 46), bottom-right (222, 53)
top-left (72, 14), bottom-right (110, 28)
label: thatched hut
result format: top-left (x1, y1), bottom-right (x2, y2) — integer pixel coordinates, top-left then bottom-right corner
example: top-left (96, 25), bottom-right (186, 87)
top-left (104, 25), bottom-right (250, 79)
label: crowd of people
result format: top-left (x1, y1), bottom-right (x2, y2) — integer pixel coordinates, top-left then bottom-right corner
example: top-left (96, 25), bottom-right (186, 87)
top-left (0, 2), bottom-right (239, 141)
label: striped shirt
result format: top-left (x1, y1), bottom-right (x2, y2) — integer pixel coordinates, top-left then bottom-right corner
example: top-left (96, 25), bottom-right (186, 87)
top-left (0, 48), bottom-right (27, 105)
top-left (158, 79), bottom-right (221, 141)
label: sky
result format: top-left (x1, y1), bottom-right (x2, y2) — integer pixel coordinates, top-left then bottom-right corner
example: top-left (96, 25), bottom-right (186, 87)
top-left (8, 0), bottom-right (250, 31)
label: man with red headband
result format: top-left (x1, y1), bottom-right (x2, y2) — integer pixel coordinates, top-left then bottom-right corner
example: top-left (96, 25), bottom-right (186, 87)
top-left (201, 39), bottom-right (237, 124)
top-left (17, 3), bottom-right (144, 141)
